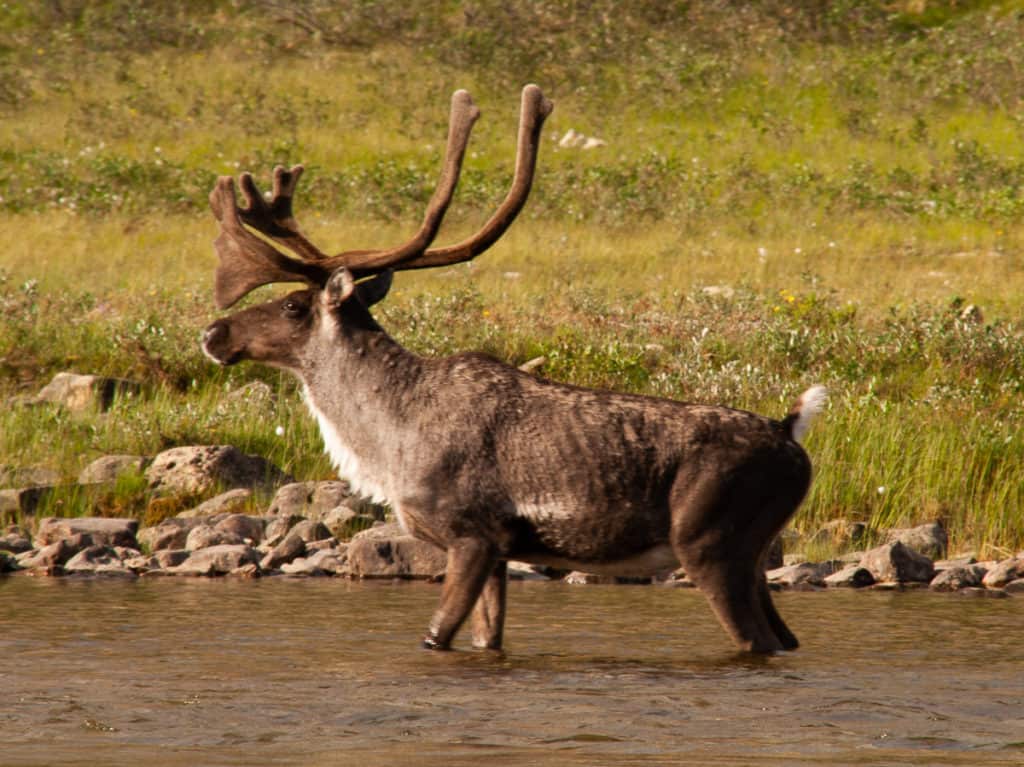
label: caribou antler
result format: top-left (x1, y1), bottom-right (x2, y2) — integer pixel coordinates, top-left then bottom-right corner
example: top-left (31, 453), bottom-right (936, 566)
top-left (209, 85), bottom-right (552, 309)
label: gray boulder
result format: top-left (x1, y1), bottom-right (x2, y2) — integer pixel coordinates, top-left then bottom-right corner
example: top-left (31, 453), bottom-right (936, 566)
top-left (263, 513), bottom-right (305, 547)
top-left (883, 523), bottom-right (947, 560)
top-left (767, 561), bottom-right (837, 588)
top-left (77, 455), bottom-right (148, 485)
top-left (176, 488), bottom-right (254, 519)
top-left (0, 486), bottom-right (52, 519)
top-left (0, 465), bottom-right (62, 487)
top-left (33, 372), bottom-right (140, 413)
top-left (260, 532), bottom-right (307, 571)
top-left (267, 481), bottom-right (352, 518)
top-left (823, 565), bottom-right (875, 588)
top-left (35, 517), bottom-right (138, 549)
top-left (1003, 578), bottom-right (1024, 594)
top-left (0, 528), bottom-right (32, 554)
top-left (125, 549), bottom-right (190, 572)
top-left (214, 513), bottom-right (265, 544)
top-left (930, 564), bottom-right (986, 591)
top-left (860, 541), bottom-right (935, 583)
top-left (280, 547), bottom-right (349, 576)
top-left (63, 545), bottom-right (140, 576)
top-left (316, 505), bottom-right (376, 540)
top-left (981, 557), bottom-right (1024, 589)
top-left (146, 445), bottom-right (291, 496)
top-left (168, 544), bottom-right (261, 576)
top-left (138, 518), bottom-right (201, 551)
top-left (185, 524), bottom-right (244, 551)
top-left (17, 533), bottom-right (93, 570)
top-left (346, 523), bottom-right (445, 579)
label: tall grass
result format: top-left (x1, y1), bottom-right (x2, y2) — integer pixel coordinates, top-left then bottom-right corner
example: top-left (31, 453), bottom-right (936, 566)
top-left (1, 1), bottom-right (1022, 555)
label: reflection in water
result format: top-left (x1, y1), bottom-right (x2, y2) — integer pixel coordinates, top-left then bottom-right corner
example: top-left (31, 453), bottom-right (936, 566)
top-left (1, 577), bottom-right (1022, 766)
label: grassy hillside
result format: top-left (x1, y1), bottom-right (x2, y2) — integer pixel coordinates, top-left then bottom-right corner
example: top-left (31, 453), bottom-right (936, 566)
top-left (1, 1), bottom-right (1023, 554)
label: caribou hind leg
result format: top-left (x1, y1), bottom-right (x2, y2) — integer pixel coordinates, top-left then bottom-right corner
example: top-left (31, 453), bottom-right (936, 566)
top-left (471, 560), bottom-right (508, 650)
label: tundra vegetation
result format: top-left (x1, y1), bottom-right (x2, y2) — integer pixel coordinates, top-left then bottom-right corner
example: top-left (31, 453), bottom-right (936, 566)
top-left (1, 1), bottom-right (1023, 557)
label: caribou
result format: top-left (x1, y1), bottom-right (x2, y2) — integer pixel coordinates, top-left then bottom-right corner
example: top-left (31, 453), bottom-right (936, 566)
top-left (202, 85), bottom-right (825, 654)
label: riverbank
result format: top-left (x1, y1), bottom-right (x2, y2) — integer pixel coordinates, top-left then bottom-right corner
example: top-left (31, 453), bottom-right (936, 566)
top-left (3, 449), bottom-right (1022, 595)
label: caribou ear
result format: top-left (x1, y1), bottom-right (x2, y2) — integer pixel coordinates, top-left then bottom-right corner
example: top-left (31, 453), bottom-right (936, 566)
top-left (325, 267), bottom-right (357, 310)
top-left (356, 270), bottom-right (394, 307)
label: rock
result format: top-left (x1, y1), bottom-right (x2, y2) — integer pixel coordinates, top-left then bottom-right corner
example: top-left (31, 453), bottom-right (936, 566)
top-left (823, 565), bottom-right (875, 588)
top-left (564, 571), bottom-right (602, 585)
top-left (958, 586), bottom-right (1009, 599)
top-left (0, 550), bottom-right (17, 572)
top-left (77, 455), bottom-right (148, 485)
top-left (929, 564), bottom-right (986, 592)
top-left (316, 505), bottom-right (376, 540)
top-left (263, 513), bottom-right (305, 547)
top-left (507, 561), bottom-right (551, 581)
top-left (226, 381), bottom-right (274, 407)
top-left (981, 557), bottom-right (1024, 589)
top-left (267, 481), bottom-right (352, 518)
top-left (176, 488), bottom-right (254, 519)
top-left (138, 518), bottom-right (201, 551)
top-left (1003, 578), bottom-right (1024, 594)
top-left (33, 372), bottom-right (140, 413)
top-left (230, 562), bottom-right (262, 578)
top-left (168, 544), bottom-right (260, 576)
top-left (287, 519), bottom-right (332, 543)
top-left (146, 446), bottom-right (291, 497)
top-left (260, 532), bottom-right (307, 571)
top-left (883, 523), bottom-right (947, 560)
top-left (0, 465), bottom-right (62, 487)
top-left (17, 533), bottom-right (93, 570)
top-left (766, 561), bottom-right (837, 588)
top-left (860, 541), bottom-right (935, 584)
top-left (34, 517), bottom-right (139, 549)
top-left (280, 547), bottom-right (348, 576)
top-left (214, 513), bottom-right (265, 544)
top-left (934, 554), bottom-right (978, 571)
top-left (63, 545), bottom-right (140, 576)
top-left (0, 486), bottom-right (53, 519)
top-left (346, 525), bottom-right (446, 579)
top-left (0, 528), bottom-right (32, 554)
top-left (125, 549), bottom-right (190, 572)
top-left (185, 524), bottom-right (244, 551)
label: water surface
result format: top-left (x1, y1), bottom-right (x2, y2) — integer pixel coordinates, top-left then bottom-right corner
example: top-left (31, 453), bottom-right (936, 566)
top-left (1, 577), bottom-right (1022, 766)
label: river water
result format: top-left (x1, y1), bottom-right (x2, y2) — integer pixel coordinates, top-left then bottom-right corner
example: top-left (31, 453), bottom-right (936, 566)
top-left (1, 576), bottom-right (1022, 766)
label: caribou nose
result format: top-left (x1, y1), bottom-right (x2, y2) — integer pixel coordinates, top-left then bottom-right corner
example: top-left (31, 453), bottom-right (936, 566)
top-left (202, 320), bottom-right (229, 349)
top-left (201, 320), bottom-right (233, 364)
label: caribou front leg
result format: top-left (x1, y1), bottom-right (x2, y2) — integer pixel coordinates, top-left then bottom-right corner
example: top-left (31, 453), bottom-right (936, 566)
top-left (471, 560), bottom-right (508, 650)
top-left (423, 538), bottom-right (498, 650)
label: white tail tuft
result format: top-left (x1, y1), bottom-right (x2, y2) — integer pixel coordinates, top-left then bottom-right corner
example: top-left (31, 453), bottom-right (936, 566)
top-left (789, 385), bottom-right (827, 443)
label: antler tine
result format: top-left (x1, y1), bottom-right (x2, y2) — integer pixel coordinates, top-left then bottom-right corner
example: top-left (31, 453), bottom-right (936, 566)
top-left (209, 176), bottom-right (327, 309)
top-left (324, 89), bottom-right (482, 272)
top-left (391, 84), bottom-right (553, 272)
top-left (236, 165), bottom-right (329, 263)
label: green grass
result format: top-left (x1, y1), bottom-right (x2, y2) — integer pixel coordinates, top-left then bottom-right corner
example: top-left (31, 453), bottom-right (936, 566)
top-left (1, 1), bottom-right (1023, 556)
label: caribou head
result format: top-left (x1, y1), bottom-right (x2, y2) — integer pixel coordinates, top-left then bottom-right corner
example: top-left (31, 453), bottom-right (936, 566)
top-left (202, 85), bottom-right (552, 373)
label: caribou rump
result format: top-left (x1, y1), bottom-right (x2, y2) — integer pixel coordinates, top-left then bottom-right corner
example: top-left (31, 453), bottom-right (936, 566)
top-left (201, 85), bottom-right (825, 654)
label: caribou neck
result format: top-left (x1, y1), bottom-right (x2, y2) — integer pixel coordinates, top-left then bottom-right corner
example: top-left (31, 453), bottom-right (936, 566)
top-left (298, 311), bottom-right (426, 505)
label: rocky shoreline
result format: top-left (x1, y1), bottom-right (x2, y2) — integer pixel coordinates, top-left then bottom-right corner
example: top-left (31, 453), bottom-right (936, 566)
top-left (2, 443), bottom-right (1022, 595)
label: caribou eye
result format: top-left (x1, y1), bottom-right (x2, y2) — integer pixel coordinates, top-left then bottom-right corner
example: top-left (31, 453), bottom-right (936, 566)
top-left (282, 299), bottom-right (306, 319)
